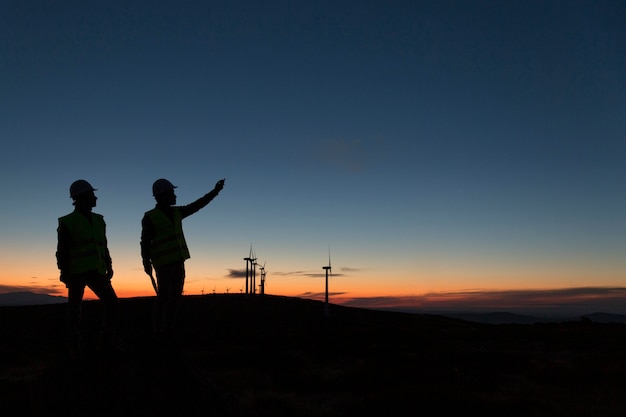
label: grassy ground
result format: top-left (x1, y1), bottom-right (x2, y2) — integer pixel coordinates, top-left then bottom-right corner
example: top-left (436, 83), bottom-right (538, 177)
top-left (2, 294), bottom-right (626, 416)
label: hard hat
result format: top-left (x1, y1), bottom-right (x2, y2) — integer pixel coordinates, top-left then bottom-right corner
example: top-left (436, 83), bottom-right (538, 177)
top-left (69, 180), bottom-right (96, 199)
top-left (152, 178), bottom-right (177, 196)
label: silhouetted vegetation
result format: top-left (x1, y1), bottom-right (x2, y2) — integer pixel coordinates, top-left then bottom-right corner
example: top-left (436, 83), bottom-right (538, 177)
top-left (2, 295), bottom-right (626, 416)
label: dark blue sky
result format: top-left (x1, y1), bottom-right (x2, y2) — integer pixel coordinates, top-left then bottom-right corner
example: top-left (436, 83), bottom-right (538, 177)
top-left (1, 0), bottom-right (626, 310)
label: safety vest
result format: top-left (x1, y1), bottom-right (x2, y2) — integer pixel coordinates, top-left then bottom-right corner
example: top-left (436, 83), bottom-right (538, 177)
top-left (58, 211), bottom-right (108, 274)
top-left (146, 207), bottom-right (190, 267)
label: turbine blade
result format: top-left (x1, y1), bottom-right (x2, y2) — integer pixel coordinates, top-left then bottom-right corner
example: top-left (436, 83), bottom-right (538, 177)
top-left (328, 245), bottom-right (332, 268)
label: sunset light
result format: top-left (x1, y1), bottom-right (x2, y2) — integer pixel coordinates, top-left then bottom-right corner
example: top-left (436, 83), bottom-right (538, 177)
top-left (2, 1), bottom-right (625, 318)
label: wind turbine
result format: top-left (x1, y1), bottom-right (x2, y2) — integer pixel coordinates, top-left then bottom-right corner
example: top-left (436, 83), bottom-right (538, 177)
top-left (259, 261), bottom-right (267, 295)
top-left (251, 250), bottom-right (258, 295)
top-left (243, 245), bottom-right (253, 294)
top-left (323, 247), bottom-right (332, 317)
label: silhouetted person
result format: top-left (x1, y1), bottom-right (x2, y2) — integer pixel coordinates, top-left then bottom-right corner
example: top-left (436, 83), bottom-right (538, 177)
top-left (141, 178), bottom-right (225, 342)
top-left (56, 180), bottom-right (120, 357)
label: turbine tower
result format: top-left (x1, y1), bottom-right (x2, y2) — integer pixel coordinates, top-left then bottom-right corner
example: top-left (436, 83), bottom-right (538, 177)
top-left (323, 248), bottom-right (332, 317)
top-left (243, 245), bottom-right (253, 294)
top-left (251, 250), bottom-right (258, 295)
top-left (259, 261), bottom-right (267, 295)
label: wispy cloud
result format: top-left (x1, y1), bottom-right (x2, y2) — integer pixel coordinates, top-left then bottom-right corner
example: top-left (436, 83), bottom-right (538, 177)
top-left (227, 269), bottom-right (247, 278)
top-left (269, 271), bottom-right (308, 276)
top-left (334, 287), bottom-right (626, 316)
top-left (0, 284), bottom-right (64, 296)
top-left (316, 137), bottom-right (387, 173)
top-left (270, 270), bottom-right (345, 279)
top-left (300, 291), bottom-right (347, 299)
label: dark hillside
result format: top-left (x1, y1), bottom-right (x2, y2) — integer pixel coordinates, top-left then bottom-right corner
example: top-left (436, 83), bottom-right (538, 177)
top-left (2, 295), bottom-right (626, 416)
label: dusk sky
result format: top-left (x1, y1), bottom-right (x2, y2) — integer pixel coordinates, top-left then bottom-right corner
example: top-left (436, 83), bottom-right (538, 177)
top-left (2, 0), bottom-right (626, 314)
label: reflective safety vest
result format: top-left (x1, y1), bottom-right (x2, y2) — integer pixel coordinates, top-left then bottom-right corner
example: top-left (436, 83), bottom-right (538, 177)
top-left (58, 212), bottom-right (108, 274)
top-left (146, 207), bottom-right (190, 267)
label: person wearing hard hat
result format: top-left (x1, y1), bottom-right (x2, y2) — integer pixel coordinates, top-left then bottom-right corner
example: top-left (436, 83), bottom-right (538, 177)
top-left (141, 177), bottom-right (225, 342)
top-left (56, 180), bottom-right (121, 357)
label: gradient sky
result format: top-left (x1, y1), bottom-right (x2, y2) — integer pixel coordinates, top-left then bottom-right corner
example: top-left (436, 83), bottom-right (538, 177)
top-left (2, 0), bottom-right (626, 313)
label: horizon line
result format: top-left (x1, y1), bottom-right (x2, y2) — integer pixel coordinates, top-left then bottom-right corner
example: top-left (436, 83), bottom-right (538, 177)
top-left (4, 286), bottom-right (626, 315)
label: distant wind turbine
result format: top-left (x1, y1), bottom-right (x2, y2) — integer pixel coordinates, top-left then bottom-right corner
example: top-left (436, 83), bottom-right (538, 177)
top-left (323, 247), bottom-right (332, 317)
top-left (251, 250), bottom-right (258, 295)
top-left (243, 244), bottom-right (253, 294)
top-left (259, 261), bottom-right (267, 295)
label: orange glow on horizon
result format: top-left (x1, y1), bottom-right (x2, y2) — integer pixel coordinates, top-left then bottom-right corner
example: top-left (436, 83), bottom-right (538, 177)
top-left (3, 255), bottom-right (626, 313)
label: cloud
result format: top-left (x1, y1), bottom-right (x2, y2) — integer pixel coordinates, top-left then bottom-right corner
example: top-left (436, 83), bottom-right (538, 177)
top-left (316, 137), bottom-right (387, 173)
top-left (271, 270), bottom-right (344, 278)
top-left (227, 269), bottom-right (247, 278)
top-left (334, 287), bottom-right (626, 316)
top-left (268, 271), bottom-right (301, 276)
top-left (299, 291), bottom-right (347, 298)
top-left (0, 284), bottom-right (64, 296)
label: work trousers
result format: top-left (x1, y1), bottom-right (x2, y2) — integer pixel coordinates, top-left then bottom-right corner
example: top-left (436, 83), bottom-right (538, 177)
top-left (66, 271), bottom-right (119, 350)
top-left (153, 261), bottom-right (185, 337)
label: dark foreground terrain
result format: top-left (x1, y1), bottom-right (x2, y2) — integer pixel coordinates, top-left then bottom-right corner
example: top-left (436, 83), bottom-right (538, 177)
top-left (2, 295), bottom-right (626, 416)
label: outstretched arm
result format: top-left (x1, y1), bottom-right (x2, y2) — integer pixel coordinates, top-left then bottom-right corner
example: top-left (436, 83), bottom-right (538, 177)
top-left (180, 178), bottom-right (225, 219)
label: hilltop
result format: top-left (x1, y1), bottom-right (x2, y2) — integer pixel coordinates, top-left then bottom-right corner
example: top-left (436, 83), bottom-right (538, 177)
top-left (2, 294), bottom-right (626, 416)
top-left (0, 291), bottom-right (66, 306)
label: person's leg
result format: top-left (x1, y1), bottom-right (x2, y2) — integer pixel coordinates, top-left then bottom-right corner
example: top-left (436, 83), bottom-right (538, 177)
top-left (154, 265), bottom-right (172, 337)
top-left (66, 280), bottom-right (86, 356)
top-left (167, 262), bottom-right (186, 334)
top-left (154, 262), bottom-right (185, 338)
top-left (87, 274), bottom-right (119, 346)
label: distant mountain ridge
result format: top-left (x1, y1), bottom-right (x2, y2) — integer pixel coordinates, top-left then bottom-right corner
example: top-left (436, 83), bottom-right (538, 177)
top-left (435, 311), bottom-right (626, 325)
top-left (0, 292), bottom-right (66, 306)
top-left (367, 307), bottom-right (626, 325)
top-left (2, 292), bottom-right (626, 324)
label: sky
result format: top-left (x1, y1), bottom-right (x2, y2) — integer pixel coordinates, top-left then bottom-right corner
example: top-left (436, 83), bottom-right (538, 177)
top-left (2, 0), bottom-right (626, 314)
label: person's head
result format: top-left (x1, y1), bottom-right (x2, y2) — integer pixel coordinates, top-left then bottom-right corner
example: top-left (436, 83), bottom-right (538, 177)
top-left (69, 179), bottom-right (97, 209)
top-left (152, 178), bottom-right (177, 206)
